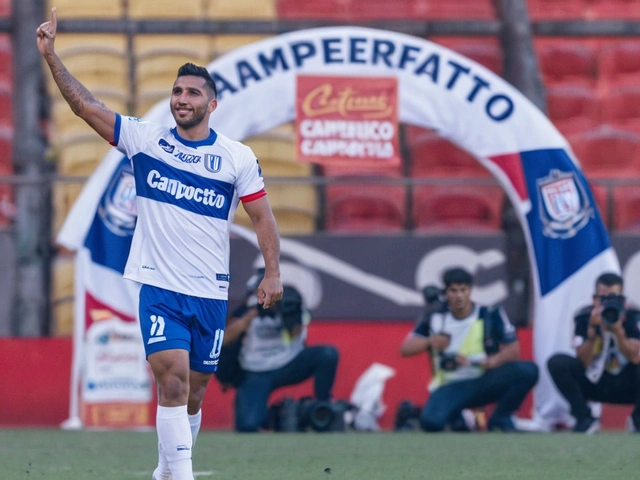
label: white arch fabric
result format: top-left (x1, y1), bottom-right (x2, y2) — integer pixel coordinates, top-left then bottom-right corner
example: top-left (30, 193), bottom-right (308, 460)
top-left (59, 27), bottom-right (619, 428)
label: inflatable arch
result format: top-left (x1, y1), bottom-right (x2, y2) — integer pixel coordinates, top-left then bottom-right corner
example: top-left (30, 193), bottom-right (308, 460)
top-left (61, 27), bottom-right (619, 426)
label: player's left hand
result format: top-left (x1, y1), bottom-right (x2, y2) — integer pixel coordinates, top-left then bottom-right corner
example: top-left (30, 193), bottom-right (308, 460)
top-left (257, 275), bottom-right (283, 309)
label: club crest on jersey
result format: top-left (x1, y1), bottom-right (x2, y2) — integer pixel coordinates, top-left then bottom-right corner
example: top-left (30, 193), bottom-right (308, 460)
top-left (97, 161), bottom-right (137, 236)
top-left (537, 169), bottom-right (593, 239)
top-left (158, 138), bottom-right (175, 154)
top-left (205, 154), bottom-right (222, 173)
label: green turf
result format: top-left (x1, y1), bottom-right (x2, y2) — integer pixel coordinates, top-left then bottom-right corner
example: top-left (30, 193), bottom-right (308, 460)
top-left (0, 429), bottom-right (636, 480)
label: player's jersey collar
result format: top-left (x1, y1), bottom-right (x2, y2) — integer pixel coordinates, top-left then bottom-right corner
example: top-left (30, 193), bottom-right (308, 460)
top-left (170, 127), bottom-right (218, 148)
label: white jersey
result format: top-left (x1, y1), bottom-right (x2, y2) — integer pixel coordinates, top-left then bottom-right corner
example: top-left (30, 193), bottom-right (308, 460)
top-left (114, 114), bottom-right (265, 299)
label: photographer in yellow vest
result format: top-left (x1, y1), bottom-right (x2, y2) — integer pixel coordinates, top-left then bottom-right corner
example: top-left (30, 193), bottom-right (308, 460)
top-left (400, 267), bottom-right (538, 432)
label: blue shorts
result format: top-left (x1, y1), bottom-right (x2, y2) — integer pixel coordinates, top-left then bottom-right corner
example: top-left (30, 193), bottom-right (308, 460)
top-left (138, 284), bottom-right (228, 373)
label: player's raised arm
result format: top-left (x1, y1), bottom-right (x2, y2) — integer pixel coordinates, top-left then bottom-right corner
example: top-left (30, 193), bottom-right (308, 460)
top-left (37, 7), bottom-right (116, 143)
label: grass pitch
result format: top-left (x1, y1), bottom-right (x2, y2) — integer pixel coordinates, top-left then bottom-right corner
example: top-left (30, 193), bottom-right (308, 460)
top-left (0, 429), bottom-right (636, 480)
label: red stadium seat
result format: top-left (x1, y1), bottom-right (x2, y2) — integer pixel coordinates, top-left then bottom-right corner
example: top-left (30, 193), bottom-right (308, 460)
top-left (546, 85), bottom-right (600, 134)
top-left (588, 183), bottom-right (611, 230)
top-left (276, 0), bottom-right (348, 19)
top-left (0, 87), bottom-right (12, 128)
top-left (599, 41), bottom-right (640, 84)
top-left (325, 184), bottom-right (406, 232)
top-left (601, 86), bottom-right (640, 133)
top-left (568, 127), bottom-right (640, 178)
top-left (0, 0), bottom-right (10, 17)
top-left (422, 0), bottom-right (495, 19)
top-left (591, 0), bottom-right (640, 19)
top-left (0, 34), bottom-right (11, 78)
top-left (407, 130), bottom-right (490, 178)
top-left (349, 0), bottom-right (414, 19)
top-left (412, 185), bottom-right (504, 232)
top-left (613, 186), bottom-right (640, 231)
top-left (431, 38), bottom-right (503, 75)
top-left (537, 41), bottom-right (598, 86)
top-left (527, 0), bottom-right (588, 19)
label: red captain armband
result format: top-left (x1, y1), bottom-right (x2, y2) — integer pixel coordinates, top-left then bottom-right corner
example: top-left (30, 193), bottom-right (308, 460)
top-left (240, 189), bottom-right (267, 203)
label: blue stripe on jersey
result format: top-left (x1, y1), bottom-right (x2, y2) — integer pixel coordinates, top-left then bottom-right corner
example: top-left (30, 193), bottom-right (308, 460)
top-left (114, 113), bottom-right (122, 146)
top-left (132, 152), bottom-right (234, 220)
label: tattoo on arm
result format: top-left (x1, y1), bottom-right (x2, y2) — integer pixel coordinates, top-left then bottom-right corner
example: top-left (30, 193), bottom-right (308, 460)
top-left (48, 55), bottom-right (105, 116)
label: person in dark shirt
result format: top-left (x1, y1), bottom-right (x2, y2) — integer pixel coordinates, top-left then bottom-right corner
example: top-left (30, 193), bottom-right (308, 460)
top-left (400, 267), bottom-right (538, 432)
top-left (548, 272), bottom-right (640, 434)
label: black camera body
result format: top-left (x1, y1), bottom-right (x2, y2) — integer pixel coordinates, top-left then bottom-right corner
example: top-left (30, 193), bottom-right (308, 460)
top-left (600, 293), bottom-right (626, 326)
top-left (255, 285), bottom-right (305, 333)
top-left (439, 352), bottom-right (458, 372)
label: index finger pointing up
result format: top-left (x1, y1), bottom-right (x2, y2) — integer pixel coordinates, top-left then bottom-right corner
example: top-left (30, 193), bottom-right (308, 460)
top-left (50, 7), bottom-right (57, 33)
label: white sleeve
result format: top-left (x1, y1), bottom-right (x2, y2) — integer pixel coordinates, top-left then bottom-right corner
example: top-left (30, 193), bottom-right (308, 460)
top-left (235, 145), bottom-right (266, 201)
top-left (113, 113), bottom-right (155, 158)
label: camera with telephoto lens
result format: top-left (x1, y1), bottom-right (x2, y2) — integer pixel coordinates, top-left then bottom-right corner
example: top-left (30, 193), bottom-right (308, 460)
top-left (600, 293), bottom-right (626, 326)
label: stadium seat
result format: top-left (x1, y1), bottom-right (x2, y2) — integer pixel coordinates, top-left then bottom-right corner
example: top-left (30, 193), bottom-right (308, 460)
top-left (591, 0), bottom-right (640, 19)
top-left (546, 85), bottom-right (600, 134)
top-left (0, 138), bottom-right (13, 227)
top-left (0, 0), bottom-right (10, 17)
top-left (527, 0), bottom-right (587, 19)
top-left (430, 38), bottom-right (503, 75)
top-left (0, 86), bottom-right (12, 129)
top-left (588, 183), bottom-right (611, 230)
top-left (601, 86), bottom-right (640, 133)
top-left (52, 182), bottom-right (84, 235)
top-left (234, 184), bottom-right (318, 235)
top-left (128, 0), bottom-right (205, 18)
top-left (48, 0), bottom-right (124, 18)
top-left (207, 0), bottom-right (276, 19)
top-left (276, 0), bottom-right (349, 19)
top-left (50, 92), bottom-right (128, 144)
top-left (52, 34), bottom-right (128, 94)
top-left (407, 129), bottom-right (489, 178)
top-left (599, 41), bottom-right (640, 85)
top-left (420, 0), bottom-right (495, 19)
top-left (613, 186), bottom-right (640, 231)
top-left (568, 127), bottom-right (640, 178)
top-left (0, 34), bottom-right (12, 82)
top-left (349, 0), bottom-right (414, 20)
top-left (325, 184), bottom-right (406, 233)
top-left (57, 136), bottom-right (113, 176)
top-left (0, 126), bottom-right (12, 163)
top-left (412, 185), bottom-right (504, 232)
top-left (537, 40), bottom-right (598, 86)
top-left (134, 35), bottom-right (211, 116)
top-left (210, 35), bottom-right (271, 60)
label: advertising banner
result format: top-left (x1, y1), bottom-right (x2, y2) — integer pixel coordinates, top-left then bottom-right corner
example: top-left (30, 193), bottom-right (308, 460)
top-left (296, 75), bottom-right (400, 166)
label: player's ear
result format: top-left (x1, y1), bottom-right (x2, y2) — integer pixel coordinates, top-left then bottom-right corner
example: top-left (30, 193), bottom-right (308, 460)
top-left (208, 98), bottom-right (218, 114)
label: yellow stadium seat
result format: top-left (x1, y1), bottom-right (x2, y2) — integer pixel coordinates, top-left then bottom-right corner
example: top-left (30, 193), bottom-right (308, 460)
top-left (57, 135), bottom-right (113, 176)
top-left (207, 0), bottom-right (276, 19)
top-left (50, 34), bottom-right (129, 94)
top-left (267, 184), bottom-right (317, 213)
top-left (52, 181), bottom-right (85, 236)
top-left (50, 92), bottom-right (129, 145)
top-left (134, 35), bottom-right (211, 97)
top-left (49, 0), bottom-right (124, 18)
top-left (134, 90), bottom-right (170, 117)
top-left (210, 35), bottom-right (271, 59)
top-left (51, 254), bottom-right (75, 337)
top-left (129, 0), bottom-right (206, 18)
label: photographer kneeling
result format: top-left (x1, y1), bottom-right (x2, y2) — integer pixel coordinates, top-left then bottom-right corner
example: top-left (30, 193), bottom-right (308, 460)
top-left (400, 267), bottom-right (538, 432)
top-left (548, 273), bottom-right (640, 433)
top-left (223, 270), bottom-right (339, 432)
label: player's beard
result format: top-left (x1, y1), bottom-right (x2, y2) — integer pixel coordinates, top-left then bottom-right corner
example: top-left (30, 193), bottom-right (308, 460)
top-left (171, 103), bottom-right (207, 130)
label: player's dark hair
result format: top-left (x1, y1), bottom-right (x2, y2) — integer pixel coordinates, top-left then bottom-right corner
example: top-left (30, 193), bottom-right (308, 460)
top-left (443, 267), bottom-right (473, 289)
top-left (595, 272), bottom-right (623, 289)
top-left (176, 63), bottom-right (217, 98)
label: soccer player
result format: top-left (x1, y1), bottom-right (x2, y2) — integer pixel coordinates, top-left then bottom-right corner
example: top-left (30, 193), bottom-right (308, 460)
top-left (37, 8), bottom-right (283, 480)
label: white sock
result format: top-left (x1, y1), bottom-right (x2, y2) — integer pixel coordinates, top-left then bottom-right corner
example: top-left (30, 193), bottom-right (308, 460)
top-left (189, 410), bottom-right (202, 448)
top-left (156, 405), bottom-right (194, 480)
top-left (155, 441), bottom-right (171, 477)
